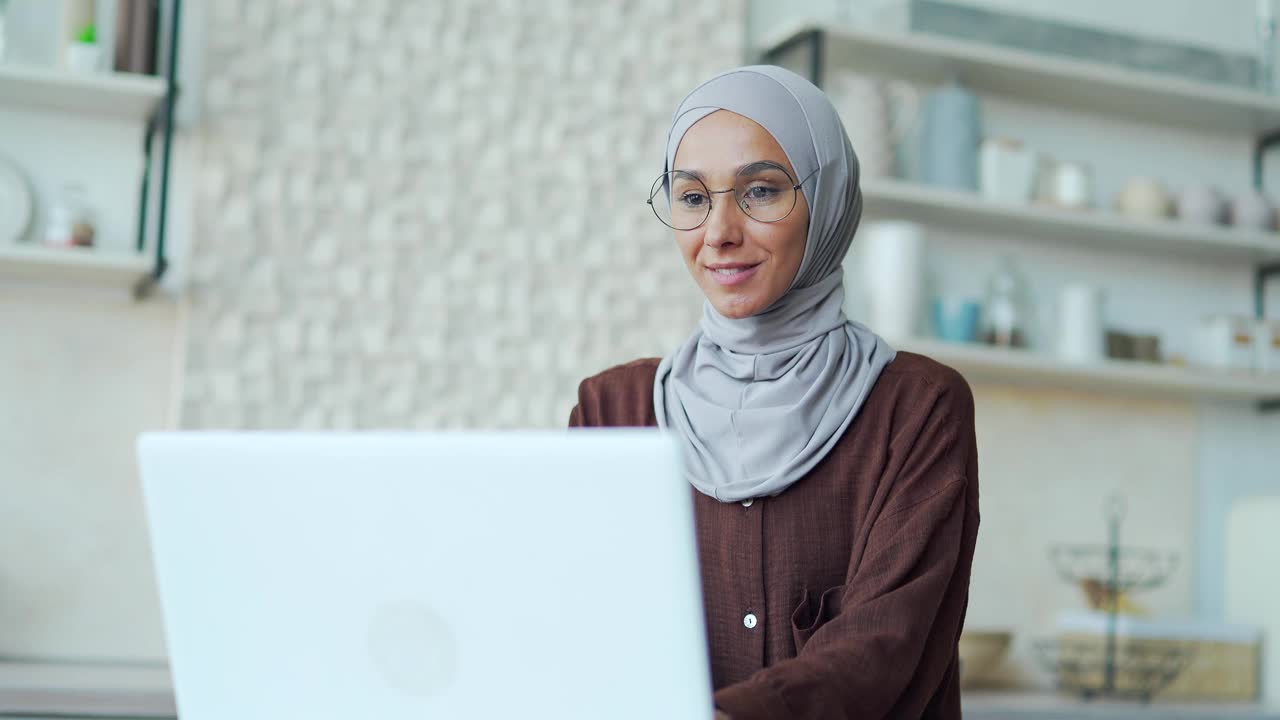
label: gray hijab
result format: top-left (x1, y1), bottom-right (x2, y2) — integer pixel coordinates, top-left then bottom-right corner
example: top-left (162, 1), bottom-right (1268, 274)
top-left (653, 65), bottom-right (897, 503)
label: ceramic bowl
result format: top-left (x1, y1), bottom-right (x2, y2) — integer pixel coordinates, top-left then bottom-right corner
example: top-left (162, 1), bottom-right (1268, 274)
top-left (958, 629), bottom-right (1013, 688)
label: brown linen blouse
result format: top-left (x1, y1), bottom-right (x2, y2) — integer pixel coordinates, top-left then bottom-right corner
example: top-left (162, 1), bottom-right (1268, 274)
top-left (568, 351), bottom-right (980, 720)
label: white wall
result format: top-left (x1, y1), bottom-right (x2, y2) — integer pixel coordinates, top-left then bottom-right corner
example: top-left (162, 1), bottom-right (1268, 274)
top-left (0, 284), bottom-right (181, 661)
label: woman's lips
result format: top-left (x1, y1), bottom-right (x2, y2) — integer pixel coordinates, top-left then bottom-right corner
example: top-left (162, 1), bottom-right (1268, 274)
top-left (705, 263), bottom-right (761, 286)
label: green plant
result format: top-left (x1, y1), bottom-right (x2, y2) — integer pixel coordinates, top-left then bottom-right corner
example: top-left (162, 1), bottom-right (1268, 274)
top-left (76, 23), bottom-right (95, 44)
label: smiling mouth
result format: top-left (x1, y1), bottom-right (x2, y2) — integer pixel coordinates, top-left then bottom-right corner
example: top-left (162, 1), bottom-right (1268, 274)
top-left (706, 263), bottom-right (761, 286)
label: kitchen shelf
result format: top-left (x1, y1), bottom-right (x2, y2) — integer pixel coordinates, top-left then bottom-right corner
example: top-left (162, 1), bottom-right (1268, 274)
top-left (862, 179), bottom-right (1280, 263)
top-left (761, 22), bottom-right (1280, 134)
top-left (899, 337), bottom-right (1280, 404)
top-left (0, 243), bottom-right (152, 290)
top-left (0, 63), bottom-right (166, 121)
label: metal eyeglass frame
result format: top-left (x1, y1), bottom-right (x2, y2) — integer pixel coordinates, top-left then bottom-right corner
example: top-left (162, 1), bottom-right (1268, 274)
top-left (646, 161), bottom-right (820, 231)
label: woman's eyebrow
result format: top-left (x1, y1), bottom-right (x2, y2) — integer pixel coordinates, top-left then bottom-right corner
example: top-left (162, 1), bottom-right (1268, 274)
top-left (675, 160), bottom-right (783, 181)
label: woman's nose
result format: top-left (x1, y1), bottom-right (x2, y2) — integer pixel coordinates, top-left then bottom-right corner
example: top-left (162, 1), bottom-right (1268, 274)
top-left (702, 192), bottom-right (743, 248)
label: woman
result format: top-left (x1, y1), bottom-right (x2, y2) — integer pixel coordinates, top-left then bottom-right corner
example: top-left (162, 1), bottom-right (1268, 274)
top-left (569, 66), bottom-right (979, 720)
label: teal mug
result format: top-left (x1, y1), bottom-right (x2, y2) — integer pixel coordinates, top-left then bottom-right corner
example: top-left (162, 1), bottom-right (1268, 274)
top-left (932, 298), bottom-right (982, 343)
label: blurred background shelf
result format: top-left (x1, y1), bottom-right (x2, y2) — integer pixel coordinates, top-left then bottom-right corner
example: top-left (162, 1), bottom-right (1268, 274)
top-left (899, 337), bottom-right (1280, 404)
top-left (0, 244), bottom-right (151, 290)
top-left (863, 179), bottom-right (1280, 263)
top-left (0, 64), bottom-right (166, 120)
top-left (763, 22), bottom-right (1280, 133)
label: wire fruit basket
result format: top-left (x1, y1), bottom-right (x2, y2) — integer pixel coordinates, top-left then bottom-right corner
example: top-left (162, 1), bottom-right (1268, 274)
top-left (1035, 496), bottom-right (1193, 702)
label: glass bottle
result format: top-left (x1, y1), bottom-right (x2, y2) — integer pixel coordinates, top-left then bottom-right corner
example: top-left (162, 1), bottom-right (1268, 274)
top-left (983, 255), bottom-right (1031, 349)
top-left (44, 183), bottom-right (96, 249)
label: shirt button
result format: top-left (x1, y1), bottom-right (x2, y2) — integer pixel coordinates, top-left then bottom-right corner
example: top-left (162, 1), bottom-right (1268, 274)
top-left (743, 613), bottom-right (758, 629)
top-left (741, 498), bottom-right (754, 508)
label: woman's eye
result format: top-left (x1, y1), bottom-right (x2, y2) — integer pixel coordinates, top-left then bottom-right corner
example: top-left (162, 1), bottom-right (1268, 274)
top-left (679, 192), bottom-right (708, 207)
top-left (743, 184), bottom-right (781, 201)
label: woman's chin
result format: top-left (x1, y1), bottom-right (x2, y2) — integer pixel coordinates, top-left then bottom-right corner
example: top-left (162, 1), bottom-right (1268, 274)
top-left (708, 292), bottom-right (766, 319)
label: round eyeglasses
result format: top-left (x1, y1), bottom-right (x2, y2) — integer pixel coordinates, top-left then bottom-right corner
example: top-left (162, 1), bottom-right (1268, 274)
top-left (647, 161), bottom-right (818, 231)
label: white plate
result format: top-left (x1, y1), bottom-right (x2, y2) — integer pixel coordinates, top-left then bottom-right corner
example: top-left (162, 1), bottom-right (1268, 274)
top-left (0, 155), bottom-right (34, 244)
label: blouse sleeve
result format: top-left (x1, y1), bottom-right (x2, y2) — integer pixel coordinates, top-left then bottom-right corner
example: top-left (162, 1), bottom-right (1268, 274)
top-left (713, 375), bottom-right (981, 720)
top-left (567, 374), bottom-right (592, 428)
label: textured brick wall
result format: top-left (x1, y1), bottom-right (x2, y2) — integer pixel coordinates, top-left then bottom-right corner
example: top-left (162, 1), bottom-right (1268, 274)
top-left (181, 0), bottom-right (743, 429)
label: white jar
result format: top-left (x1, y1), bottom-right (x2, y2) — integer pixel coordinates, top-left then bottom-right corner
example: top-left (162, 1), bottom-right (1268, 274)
top-left (1039, 159), bottom-right (1092, 210)
top-left (1117, 177), bottom-right (1173, 219)
top-left (979, 138), bottom-right (1038, 204)
top-left (1230, 190), bottom-right (1277, 231)
top-left (1177, 183), bottom-right (1226, 225)
top-left (1195, 315), bottom-right (1256, 371)
top-left (1056, 284), bottom-right (1105, 363)
top-left (65, 41), bottom-right (101, 73)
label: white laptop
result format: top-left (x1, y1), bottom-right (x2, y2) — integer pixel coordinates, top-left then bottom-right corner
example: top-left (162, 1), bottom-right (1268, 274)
top-left (137, 431), bottom-right (711, 720)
